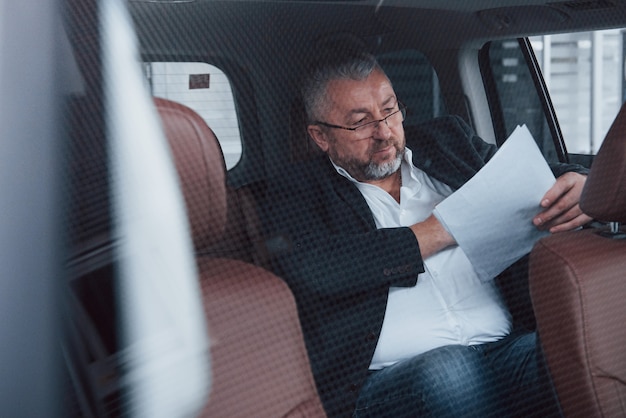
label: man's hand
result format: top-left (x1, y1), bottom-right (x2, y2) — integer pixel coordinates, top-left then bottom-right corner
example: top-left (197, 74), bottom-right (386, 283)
top-left (410, 214), bottom-right (456, 259)
top-left (533, 172), bottom-right (593, 233)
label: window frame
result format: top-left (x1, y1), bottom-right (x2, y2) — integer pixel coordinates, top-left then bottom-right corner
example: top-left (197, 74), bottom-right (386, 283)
top-left (140, 55), bottom-right (262, 187)
top-left (479, 38), bottom-right (569, 163)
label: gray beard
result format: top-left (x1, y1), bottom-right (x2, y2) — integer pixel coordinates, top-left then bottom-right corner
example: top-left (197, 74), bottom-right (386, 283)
top-left (362, 152), bottom-right (403, 180)
top-left (329, 144), bottom-right (405, 182)
top-left (330, 149), bottom-right (404, 182)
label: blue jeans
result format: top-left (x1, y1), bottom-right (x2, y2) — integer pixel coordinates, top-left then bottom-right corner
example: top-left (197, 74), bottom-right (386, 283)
top-left (353, 331), bottom-right (561, 418)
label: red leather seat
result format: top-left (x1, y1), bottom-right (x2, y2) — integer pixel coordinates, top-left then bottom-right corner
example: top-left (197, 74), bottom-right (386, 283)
top-left (155, 97), bottom-right (326, 417)
top-left (529, 104), bottom-right (626, 417)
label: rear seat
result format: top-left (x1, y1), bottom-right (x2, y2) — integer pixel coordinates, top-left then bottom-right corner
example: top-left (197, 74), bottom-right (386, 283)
top-left (200, 182), bottom-right (270, 268)
top-left (155, 97), bottom-right (326, 417)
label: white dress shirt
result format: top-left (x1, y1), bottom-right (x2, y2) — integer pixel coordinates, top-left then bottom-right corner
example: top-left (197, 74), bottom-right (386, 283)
top-left (332, 148), bottom-right (512, 370)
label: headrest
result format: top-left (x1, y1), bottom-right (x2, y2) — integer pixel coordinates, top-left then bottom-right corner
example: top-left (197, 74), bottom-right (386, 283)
top-left (580, 102), bottom-right (626, 223)
top-left (154, 97), bottom-right (227, 250)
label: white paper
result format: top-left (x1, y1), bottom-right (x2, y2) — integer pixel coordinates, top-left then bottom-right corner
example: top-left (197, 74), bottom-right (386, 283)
top-left (433, 125), bottom-right (555, 282)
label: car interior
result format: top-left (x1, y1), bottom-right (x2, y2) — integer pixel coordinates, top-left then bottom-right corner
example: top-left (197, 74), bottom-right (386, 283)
top-left (2, 0), bottom-right (626, 416)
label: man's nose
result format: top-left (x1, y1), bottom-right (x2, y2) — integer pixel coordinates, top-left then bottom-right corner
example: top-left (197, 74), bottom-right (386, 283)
top-left (373, 118), bottom-right (393, 139)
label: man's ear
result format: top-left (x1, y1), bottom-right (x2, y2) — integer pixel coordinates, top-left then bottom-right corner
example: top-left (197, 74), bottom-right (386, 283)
top-left (307, 125), bottom-right (330, 153)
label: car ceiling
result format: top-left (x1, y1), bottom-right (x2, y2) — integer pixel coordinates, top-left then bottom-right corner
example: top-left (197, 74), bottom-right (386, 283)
top-left (129, 0), bottom-right (609, 14)
top-left (129, 0), bottom-right (626, 59)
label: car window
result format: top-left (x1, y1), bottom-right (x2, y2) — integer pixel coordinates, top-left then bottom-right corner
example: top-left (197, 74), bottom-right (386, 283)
top-left (143, 62), bottom-right (242, 169)
top-left (484, 30), bottom-right (624, 164)
top-left (530, 30), bottom-right (623, 156)
top-left (482, 39), bottom-right (563, 163)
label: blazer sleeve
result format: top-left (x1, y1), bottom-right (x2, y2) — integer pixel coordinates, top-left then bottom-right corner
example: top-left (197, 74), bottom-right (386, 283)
top-left (262, 160), bottom-right (424, 299)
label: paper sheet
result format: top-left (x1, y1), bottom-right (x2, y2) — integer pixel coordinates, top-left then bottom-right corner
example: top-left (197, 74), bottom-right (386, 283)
top-left (433, 125), bottom-right (555, 281)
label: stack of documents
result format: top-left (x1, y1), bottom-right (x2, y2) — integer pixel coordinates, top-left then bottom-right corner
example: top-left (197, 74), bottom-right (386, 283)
top-left (434, 125), bottom-right (555, 281)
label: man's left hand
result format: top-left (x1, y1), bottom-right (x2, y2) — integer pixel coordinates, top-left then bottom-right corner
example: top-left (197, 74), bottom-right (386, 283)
top-left (533, 172), bottom-right (593, 233)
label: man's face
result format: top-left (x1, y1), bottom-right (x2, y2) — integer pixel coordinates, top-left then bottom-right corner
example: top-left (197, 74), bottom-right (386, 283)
top-left (308, 69), bottom-right (406, 182)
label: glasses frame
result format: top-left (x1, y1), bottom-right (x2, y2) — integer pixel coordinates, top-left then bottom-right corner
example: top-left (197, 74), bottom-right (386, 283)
top-left (314, 103), bottom-right (406, 136)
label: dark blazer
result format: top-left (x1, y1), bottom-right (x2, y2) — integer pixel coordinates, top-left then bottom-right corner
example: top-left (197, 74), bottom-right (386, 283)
top-left (262, 115), bottom-right (585, 417)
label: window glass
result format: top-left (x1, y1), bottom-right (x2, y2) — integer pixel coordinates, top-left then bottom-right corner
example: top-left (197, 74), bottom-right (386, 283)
top-left (486, 39), bottom-right (559, 162)
top-left (530, 30), bottom-right (624, 155)
top-left (487, 30), bottom-right (624, 161)
top-left (144, 62), bottom-right (242, 169)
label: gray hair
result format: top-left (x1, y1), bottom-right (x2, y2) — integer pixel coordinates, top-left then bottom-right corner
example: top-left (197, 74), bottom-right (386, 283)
top-left (301, 50), bottom-right (381, 123)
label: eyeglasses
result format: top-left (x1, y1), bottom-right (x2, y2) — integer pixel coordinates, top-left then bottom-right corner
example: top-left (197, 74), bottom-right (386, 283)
top-left (315, 103), bottom-right (406, 140)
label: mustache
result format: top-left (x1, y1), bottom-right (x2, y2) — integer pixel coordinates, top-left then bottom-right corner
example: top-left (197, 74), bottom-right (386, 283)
top-left (370, 139), bottom-right (399, 153)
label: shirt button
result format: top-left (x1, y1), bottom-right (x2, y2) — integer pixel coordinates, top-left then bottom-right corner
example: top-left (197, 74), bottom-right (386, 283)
top-left (366, 332), bottom-right (377, 342)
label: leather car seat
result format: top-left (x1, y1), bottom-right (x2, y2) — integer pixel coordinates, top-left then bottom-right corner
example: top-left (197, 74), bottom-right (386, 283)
top-left (154, 97), bottom-right (327, 417)
top-left (529, 103), bottom-right (626, 417)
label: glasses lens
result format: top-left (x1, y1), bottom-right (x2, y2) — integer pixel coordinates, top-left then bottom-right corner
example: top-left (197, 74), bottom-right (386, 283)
top-left (354, 106), bottom-right (405, 139)
top-left (354, 121), bottom-right (377, 139)
top-left (388, 108), bottom-right (404, 125)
